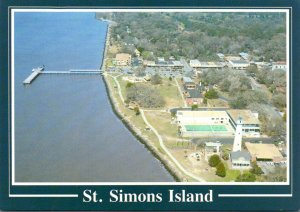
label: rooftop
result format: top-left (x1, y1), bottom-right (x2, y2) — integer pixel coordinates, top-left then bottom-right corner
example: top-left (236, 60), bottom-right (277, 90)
top-left (230, 150), bottom-right (251, 161)
top-left (183, 77), bottom-right (194, 83)
top-left (227, 110), bottom-right (260, 125)
top-left (185, 87), bottom-right (202, 98)
top-left (273, 61), bottom-right (286, 65)
top-left (245, 142), bottom-right (283, 161)
top-left (229, 60), bottom-right (249, 64)
top-left (205, 141), bottom-right (222, 147)
top-left (177, 110), bottom-right (228, 118)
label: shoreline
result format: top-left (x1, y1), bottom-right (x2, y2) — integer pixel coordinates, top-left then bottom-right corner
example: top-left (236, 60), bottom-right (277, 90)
top-left (102, 75), bottom-right (181, 182)
top-left (99, 23), bottom-right (185, 182)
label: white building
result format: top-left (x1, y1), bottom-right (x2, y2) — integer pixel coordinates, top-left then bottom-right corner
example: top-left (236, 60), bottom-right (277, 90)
top-left (190, 60), bottom-right (224, 68)
top-left (176, 110), bottom-right (230, 126)
top-left (230, 151), bottom-right (251, 169)
top-left (227, 110), bottom-right (260, 137)
top-left (190, 59), bottom-right (202, 68)
top-left (272, 61), bottom-right (287, 71)
top-left (228, 60), bottom-right (250, 70)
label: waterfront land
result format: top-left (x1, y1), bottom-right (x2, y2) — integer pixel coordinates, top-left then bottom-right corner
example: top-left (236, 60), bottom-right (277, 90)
top-left (100, 12), bottom-right (287, 182)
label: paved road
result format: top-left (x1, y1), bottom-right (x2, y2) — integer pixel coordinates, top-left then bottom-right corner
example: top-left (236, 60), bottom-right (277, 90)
top-left (180, 58), bottom-right (193, 74)
top-left (140, 109), bottom-right (206, 182)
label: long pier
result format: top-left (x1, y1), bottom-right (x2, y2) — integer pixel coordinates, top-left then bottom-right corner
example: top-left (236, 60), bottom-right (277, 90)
top-left (23, 68), bottom-right (102, 85)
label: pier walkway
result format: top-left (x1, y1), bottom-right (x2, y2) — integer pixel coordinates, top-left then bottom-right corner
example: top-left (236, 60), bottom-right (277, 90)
top-left (23, 68), bottom-right (103, 84)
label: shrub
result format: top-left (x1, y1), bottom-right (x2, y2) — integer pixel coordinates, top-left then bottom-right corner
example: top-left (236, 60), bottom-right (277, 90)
top-left (222, 152), bottom-right (229, 161)
top-left (216, 162), bottom-right (226, 177)
top-left (134, 107), bottom-right (140, 116)
top-left (209, 154), bottom-right (221, 167)
top-left (126, 82), bottom-right (134, 88)
top-left (191, 104), bottom-right (198, 110)
top-left (250, 162), bottom-right (264, 175)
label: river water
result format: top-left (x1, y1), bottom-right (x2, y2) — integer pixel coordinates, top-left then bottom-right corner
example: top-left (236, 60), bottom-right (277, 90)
top-left (14, 12), bottom-right (173, 182)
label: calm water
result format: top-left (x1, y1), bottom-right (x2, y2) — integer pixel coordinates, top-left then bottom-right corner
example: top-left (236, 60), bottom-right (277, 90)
top-left (14, 12), bottom-right (173, 182)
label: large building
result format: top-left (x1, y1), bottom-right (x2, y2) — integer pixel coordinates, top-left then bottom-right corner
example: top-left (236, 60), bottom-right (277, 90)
top-left (176, 109), bottom-right (260, 138)
top-left (176, 110), bottom-right (233, 137)
top-left (190, 60), bottom-right (224, 69)
top-left (245, 142), bottom-right (284, 163)
top-left (177, 110), bottom-right (230, 125)
top-left (227, 110), bottom-right (260, 137)
top-left (115, 53), bottom-right (132, 66)
top-left (228, 60), bottom-right (250, 70)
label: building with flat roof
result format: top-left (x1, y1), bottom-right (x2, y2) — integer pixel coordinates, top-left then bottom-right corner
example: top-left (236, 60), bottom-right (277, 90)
top-left (115, 53), bottom-right (131, 66)
top-left (189, 60), bottom-right (224, 69)
top-left (228, 60), bottom-right (250, 70)
top-left (190, 59), bottom-right (201, 68)
top-left (272, 61), bottom-right (287, 71)
top-left (239, 52), bottom-right (250, 61)
top-left (230, 150), bottom-right (251, 169)
top-left (227, 110), bottom-right (260, 137)
top-left (177, 110), bottom-right (230, 126)
top-left (245, 142), bottom-right (284, 163)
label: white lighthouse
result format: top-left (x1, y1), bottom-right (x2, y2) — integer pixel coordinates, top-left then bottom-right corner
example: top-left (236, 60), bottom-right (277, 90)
top-left (232, 117), bottom-right (243, 152)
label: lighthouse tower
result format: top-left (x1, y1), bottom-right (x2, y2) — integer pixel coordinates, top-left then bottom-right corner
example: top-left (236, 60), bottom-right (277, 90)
top-left (232, 117), bottom-right (243, 152)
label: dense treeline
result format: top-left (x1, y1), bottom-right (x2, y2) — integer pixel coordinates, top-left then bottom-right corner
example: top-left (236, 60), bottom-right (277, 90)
top-left (97, 12), bottom-right (286, 61)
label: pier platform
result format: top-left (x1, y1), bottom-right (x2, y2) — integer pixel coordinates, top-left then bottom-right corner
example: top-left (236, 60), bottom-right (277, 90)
top-left (23, 67), bottom-right (44, 84)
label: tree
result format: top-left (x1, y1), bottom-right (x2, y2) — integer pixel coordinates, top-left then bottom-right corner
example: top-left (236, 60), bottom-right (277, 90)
top-left (250, 162), bottom-right (263, 175)
top-left (271, 93), bottom-right (286, 108)
top-left (126, 84), bottom-right (165, 108)
top-left (219, 79), bottom-right (231, 92)
top-left (235, 172), bottom-right (256, 182)
top-left (191, 104), bottom-right (198, 110)
top-left (222, 152), bottom-right (229, 161)
top-left (126, 82), bottom-right (134, 88)
top-left (246, 64), bottom-right (258, 75)
top-left (205, 88), bottom-right (219, 99)
top-left (134, 106), bottom-right (140, 115)
top-left (151, 74), bottom-right (162, 85)
top-left (229, 97), bottom-right (248, 109)
top-left (216, 162), bottom-right (226, 177)
top-left (209, 154), bottom-right (221, 167)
